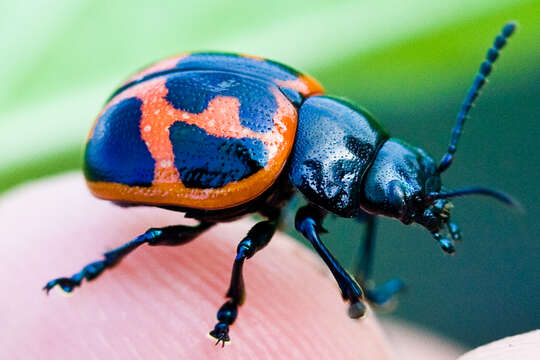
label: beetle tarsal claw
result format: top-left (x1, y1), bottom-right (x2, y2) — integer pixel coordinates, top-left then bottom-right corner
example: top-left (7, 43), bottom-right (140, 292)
top-left (209, 323), bottom-right (230, 347)
top-left (348, 300), bottom-right (367, 319)
top-left (43, 278), bottom-right (77, 294)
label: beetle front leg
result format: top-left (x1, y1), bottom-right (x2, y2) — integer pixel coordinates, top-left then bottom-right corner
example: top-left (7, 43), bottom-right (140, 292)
top-left (209, 219), bottom-right (278, 346)
top-left (295, 205), bottom-right (367, 319)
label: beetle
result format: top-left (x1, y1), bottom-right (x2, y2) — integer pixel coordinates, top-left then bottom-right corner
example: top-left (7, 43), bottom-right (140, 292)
top-left (45, 22), bottom-right (518, 345)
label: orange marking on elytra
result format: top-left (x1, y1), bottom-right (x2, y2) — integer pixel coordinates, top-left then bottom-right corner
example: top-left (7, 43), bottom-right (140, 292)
top-left (123, 54), bottom-right (189, 85)
top-left (275, 74), bottom-right (324, 96)
top-left (240, 53), bottom-right (265, 61)
top-left (137, 78), bottom-right (288, 185)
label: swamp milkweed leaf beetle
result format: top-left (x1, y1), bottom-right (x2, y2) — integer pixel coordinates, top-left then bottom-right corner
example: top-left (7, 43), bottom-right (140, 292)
top-left (45, 22), bottom-right (520, 346)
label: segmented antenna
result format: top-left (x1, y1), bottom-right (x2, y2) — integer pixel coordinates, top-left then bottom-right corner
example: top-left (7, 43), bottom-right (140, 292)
top-left (426, 186), bottom-right (521, 209)
top-left (438, 22), bottom-right (517, 173)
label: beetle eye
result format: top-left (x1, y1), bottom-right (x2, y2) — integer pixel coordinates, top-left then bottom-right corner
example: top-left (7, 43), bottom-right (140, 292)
top-left (414, 195), bottom-right (423, 203)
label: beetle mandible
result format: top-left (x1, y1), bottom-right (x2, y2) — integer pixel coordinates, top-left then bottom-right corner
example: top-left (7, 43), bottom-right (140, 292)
top-left (45, 22), bottom-right (518, 345)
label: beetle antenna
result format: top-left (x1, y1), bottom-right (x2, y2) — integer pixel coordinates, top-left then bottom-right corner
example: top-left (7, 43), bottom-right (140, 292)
top-left (438, 21), bottom-right (517, 173)
top-left (426, 186), bottom-right (522, 210)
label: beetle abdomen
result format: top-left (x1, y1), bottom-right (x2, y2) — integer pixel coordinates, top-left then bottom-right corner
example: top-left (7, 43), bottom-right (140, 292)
top-left (85, 70), bottom-right (298, 210)
top-left (289, 96), bottom-right (389, 217)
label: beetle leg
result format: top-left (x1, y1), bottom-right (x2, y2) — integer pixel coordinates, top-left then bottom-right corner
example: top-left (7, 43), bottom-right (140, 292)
top-left (295, 205), bottom-right (367, 319)
top-left (210, 219), bottom-right (278, 346)
top-left (352, 213), bottom-right (377, 282)
top-left (352, 214), bottom-right (405, 307)
top-left (44, 221), bottom-right (214, 293)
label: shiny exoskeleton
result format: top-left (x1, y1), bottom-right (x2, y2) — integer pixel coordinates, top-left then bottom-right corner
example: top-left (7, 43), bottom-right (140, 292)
top-left (45, 23), bottom-right (518, 345)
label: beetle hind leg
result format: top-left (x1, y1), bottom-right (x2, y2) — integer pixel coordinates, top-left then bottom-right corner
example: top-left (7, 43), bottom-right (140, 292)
top-left (44, 221), bottom-right (214, 294)
top-left (209, 219), bottom-right (278, 346)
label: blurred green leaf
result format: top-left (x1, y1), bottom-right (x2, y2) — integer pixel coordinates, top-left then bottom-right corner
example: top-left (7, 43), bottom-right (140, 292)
top-left (0, 0), bottom-right (537, 192)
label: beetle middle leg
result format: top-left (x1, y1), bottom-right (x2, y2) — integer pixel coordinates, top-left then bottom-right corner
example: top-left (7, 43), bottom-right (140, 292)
top-left (295, 204), bottom-right (367, 319)
top-left (352, 213), bottom-right (405, 307)
top-left (44, 221), bottom-right (215, 293)
top-left (209, 218), bottom-right (278, 346)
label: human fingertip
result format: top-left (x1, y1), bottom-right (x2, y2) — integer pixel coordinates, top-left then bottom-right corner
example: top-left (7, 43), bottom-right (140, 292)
top-left (2, 174), bottom-right (395, 359)
top-left (458, 330), bottom-right (540, 360)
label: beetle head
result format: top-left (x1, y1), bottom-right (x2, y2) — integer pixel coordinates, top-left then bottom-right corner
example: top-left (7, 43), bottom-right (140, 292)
top-left (360, 138), bottom-right (443, 227)
top-left (360, 138), bottom-right (518, 253)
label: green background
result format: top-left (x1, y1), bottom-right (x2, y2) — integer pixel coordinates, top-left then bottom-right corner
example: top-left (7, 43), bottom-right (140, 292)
top-left (1, 0), bottom-right (538, 347)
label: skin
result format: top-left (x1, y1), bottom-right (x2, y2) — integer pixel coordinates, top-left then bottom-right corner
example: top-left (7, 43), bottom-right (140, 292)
top-left (0, 173), bottom-right (537, 359)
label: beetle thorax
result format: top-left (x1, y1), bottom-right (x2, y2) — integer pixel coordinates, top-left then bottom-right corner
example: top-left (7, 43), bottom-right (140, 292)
top-left (288, 96), bottom-right (388, 217)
